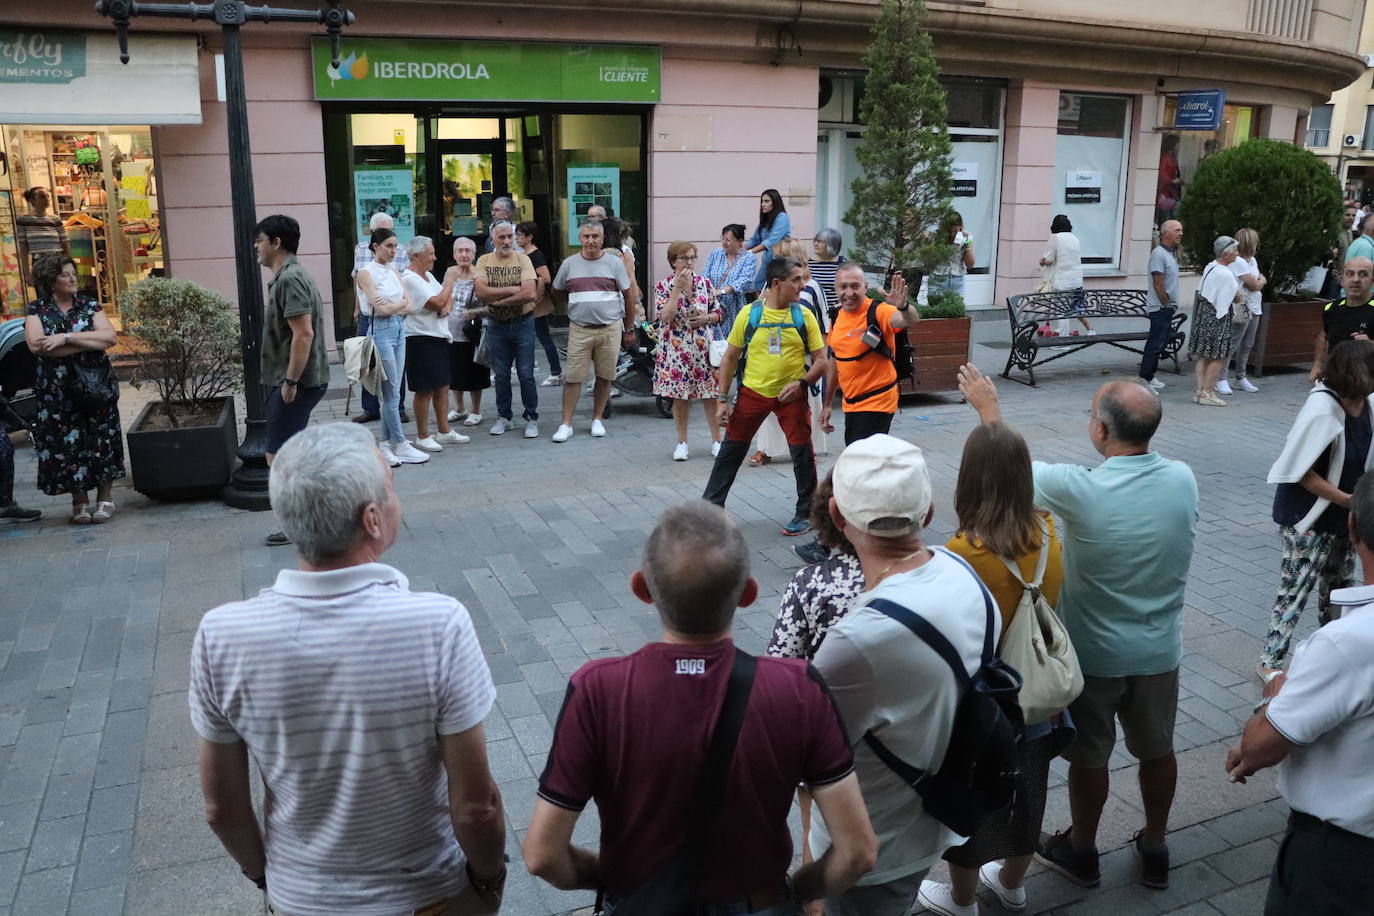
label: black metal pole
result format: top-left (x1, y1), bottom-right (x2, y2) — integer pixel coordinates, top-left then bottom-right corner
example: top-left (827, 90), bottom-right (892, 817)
top-left (218, 20), bottom-right (270, 510)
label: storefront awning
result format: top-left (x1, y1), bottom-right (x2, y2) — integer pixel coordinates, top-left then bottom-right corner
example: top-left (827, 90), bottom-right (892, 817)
top-left (0, 30), bottom-right (201, 125)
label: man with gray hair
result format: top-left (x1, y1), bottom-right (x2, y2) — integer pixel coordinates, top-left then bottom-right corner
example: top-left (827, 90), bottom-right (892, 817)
top-left (526, 501), bottom-right (877, 913)
top-left (958, 364), bottom-right (1198, 892)
top-left (482, 197), bottom-right (518, 252)
top-left (473, 219), bottom-right (539, 436)
top-left (190, 423), bottom-right (509, 914)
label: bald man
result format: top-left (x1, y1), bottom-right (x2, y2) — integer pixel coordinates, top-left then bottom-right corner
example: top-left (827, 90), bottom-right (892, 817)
top-left (1139, 220), bottom-right (1182, 389)
top-left (1310, 256), bottom-right (1374, 384)
top-left (959, 366), bottom-right (1198, 892)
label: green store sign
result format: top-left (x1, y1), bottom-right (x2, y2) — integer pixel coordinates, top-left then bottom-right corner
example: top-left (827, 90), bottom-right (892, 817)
top-left (0, 30), bottom-right (86, 84)
top-left (312, 38), bottom-right (659, 104)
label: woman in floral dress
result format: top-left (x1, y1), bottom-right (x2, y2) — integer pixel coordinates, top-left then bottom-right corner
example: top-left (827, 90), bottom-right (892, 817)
top-left (652, 241), bottom-right (724, 462)
top-left (23, 253), bottom-right (124, 524)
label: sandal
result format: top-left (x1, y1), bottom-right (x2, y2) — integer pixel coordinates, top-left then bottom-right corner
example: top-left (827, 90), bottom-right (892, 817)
top-left (70, 504), bottom-right (92, 525)
top-left (91, 501), bottom-right (115, 524)
top-left (747, 450), bottom-right (770, 467)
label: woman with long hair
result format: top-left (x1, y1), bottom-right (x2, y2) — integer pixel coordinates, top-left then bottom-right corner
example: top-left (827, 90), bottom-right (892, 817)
top-left (917, 420), bottom-right (1069, 916)
top-left (745, 189), bottom-right (791, 297)
top-left (929, 211), bottom-right (975, 298)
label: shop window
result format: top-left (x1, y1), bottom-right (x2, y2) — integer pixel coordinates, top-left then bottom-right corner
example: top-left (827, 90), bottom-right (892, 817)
top-left (1305, 104), bottom-right (1333, 148)
top-left (1055, 93), bottom-right (1131, 267)
top-left (551, 114), bottom-right (643, 265)
top-left (1156, 99), bottom-right (1260, 227)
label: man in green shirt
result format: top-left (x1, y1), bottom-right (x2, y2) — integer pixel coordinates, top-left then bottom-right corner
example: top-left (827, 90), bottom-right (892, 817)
top-left (255, 214), bottom-right (329, 546)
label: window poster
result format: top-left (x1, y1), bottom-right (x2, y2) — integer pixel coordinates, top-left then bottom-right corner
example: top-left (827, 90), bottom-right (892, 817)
top-left (0, 190), bottom-right (24, 316)
top-left (353, 167), bottom-right (415, 245)
top-left (566, 164), bottom-right (620, 246)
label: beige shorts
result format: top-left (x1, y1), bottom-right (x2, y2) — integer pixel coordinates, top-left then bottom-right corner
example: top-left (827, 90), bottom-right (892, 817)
top-left (1062, 668), bottom-right (1179, 768)
top-left (565, 322), bottom-right (623, 382)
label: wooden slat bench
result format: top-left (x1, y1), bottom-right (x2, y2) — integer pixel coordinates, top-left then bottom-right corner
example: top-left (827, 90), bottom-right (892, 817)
top-left (1001, 289), bottom-right (1186, 386)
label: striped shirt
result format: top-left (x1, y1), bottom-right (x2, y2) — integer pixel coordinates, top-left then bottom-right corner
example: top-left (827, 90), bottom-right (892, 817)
top-left (807, 258), bottom-right (844, 313)
top-left (16, 213), bottom-right (68, 256)
top-left (553, 251), bottom-right (630, 326)
top-left (188, 563), bottom-right (495, 916)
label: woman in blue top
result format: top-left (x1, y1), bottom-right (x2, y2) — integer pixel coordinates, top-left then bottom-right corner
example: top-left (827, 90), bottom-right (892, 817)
top-left (745, 189), bottom-right (790, 296)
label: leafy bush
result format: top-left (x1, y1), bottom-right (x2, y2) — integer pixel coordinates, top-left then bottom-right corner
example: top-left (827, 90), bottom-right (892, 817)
top-left (1177, 139), bottom-right (1341, 296)
top-left (922, 287), bottom-right (967, 318)
top-left (119, 277), bottom-right (242, 427)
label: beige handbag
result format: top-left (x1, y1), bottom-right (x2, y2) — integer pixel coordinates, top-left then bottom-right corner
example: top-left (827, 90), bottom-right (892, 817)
top-left (996, 528), bottom-right (1084, 724)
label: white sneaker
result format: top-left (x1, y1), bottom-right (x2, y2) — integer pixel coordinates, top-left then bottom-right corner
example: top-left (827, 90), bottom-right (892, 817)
top-left (916, 880), bottom-right (979, 916)
top-left (378, 441), bottom-right (401, 467)
top-left (392, 440), bottom-right (431, 464)
top-left (673, 442), bottom-right (689, 461)
top-left (1215, 378), bottom-right (1233, 396)
top-left (1146, 377), bottom-right (1166, 390)
top-left (590, 419), bottom-right (607, 438)
top-left (1236, 377), bottom-right (1259, 392)
top-left (978, 862), bottom-right (1027, 912)
top-left (463, 412), bottom-right (484, 427)
top-left (435, 430), bottom-right (470, 445)
top-left (540, 373), bottom-right (565, 387)
top-left (711, 441), bottom-right (721, 457)
top-left (524, 420), bottom-right (539, 438)
top-left (446, 409), bottom-right (463, 423)
top-left (414, 436), bottom-right (444, 452)
top-left (552, 424), bottom-right (574, 443)
top-left (490, 418), bottom-right (510, 435)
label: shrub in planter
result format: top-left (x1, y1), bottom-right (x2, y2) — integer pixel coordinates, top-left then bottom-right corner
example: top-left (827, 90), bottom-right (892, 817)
top-left (921, 287), bottom-right (967, 319)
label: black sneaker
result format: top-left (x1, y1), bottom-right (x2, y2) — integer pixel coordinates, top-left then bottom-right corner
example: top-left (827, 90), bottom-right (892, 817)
top-left (1133, 830), bottom-right (1169, 889)
top-left (793, 538), bottom-right (831, 565)
top-left (1035, 829), bottom-right (1100, 887)
top-left (264, 531), bottom-right (292, 547)
top-left (351, 411), bottom-right (380, 424)
top-left (0, 504), bottom-right (41, 523)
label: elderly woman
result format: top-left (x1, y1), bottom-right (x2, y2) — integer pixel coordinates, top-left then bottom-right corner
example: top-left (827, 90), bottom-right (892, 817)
top-left (23, 252), bottom-right (124, 524)
top-left (703, 223), bottom-right (756, 334)
top-left (355, 228), bottom-right (429, 465)
top-left (1217, 227), bottom-right (1266, 395)
top-left (401, 236), bottom-right (468, 452)
top-left (808, 227), bottom-right (845, 317)
top-left (1190, 236), bottom-right (1242, 407)
top-left (654, 241), bottom-right (723, 462)
top-left (746, 189), bottom-right (791, 297)
top-left (446, 237), bottom-right (490, 427)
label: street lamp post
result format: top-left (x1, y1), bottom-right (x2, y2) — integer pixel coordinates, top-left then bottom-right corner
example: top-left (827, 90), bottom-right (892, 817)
top-left (94, 0), bottom-right (353, 510)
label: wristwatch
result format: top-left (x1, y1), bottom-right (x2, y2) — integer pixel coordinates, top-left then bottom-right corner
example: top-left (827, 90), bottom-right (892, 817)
top-left (283, 378), bottom-right (299, 387)
top-left (467, 857), bottom-right (508, 907)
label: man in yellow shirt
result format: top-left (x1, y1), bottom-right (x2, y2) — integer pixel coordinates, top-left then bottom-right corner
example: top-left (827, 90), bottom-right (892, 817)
top-left (704, 258), bottom-right (829, 536)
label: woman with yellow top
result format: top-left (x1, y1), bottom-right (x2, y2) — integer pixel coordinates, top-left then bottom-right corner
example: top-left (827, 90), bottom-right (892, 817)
top-left (917, 420), bottom-right (1072, 916)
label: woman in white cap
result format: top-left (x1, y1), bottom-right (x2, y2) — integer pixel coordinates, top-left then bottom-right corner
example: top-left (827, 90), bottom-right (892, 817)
top-left (1189, 236), bottom-right (1242, 406)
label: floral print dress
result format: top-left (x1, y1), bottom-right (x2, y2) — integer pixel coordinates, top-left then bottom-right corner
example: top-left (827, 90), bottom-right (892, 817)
top-left (27, 295), bottom-right (125, 495)
top-left (766, 553), bottom-right (866, 660)
top-left (651, 273), bottom-right (720, 401)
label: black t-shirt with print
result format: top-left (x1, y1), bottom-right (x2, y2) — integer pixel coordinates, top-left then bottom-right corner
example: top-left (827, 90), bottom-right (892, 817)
top-left (1322, 297), bottom-right (1374, 351)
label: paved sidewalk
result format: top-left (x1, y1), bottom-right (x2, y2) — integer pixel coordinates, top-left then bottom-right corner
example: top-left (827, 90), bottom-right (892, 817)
top-left (0, 318), bottom-right (1321, 915)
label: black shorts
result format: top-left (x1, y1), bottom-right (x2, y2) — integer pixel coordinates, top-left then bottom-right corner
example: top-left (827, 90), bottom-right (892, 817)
top-left (265, 384), bottom-right (326, 454)
top-left (406, 336), bottom-right (451, 392)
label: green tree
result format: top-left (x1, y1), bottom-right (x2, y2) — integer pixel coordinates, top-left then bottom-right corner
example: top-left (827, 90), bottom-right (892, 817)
top-left (845, 0), bottom-right (955, 280)
top-left (1177, 138), bottom-right (1341, 296)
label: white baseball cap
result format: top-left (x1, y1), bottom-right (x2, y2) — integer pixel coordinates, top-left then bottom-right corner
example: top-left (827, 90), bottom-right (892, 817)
top-left (832, 434), bottom-right (932, 538)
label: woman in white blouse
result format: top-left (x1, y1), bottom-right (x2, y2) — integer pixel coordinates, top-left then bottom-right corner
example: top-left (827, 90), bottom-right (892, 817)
top-left (1189, 236), bottom-right (1243, 407)
top-left (1039, 214), bottom-right (1092, 336)
top-left (401, 236), bottom-right (470, 452)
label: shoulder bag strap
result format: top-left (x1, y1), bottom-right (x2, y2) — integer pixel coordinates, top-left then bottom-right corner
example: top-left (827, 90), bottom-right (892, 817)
top-left (994, 519), bottom-right (1050, 590)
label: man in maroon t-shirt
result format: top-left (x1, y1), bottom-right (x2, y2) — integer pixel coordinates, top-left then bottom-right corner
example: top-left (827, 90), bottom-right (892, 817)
top-left (523, 501), bottom-right (877, 913)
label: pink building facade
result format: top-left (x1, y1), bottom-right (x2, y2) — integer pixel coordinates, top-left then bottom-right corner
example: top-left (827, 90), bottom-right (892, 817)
top-left (2, 1), bottom-right (1365, 337)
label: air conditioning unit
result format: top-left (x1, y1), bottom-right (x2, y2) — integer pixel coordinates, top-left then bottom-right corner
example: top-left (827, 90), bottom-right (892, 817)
top-left (1345, 134), bottom-right (1360, 147)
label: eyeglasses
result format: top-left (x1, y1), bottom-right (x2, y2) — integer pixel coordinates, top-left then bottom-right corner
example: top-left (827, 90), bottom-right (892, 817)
top-left (676, 255), bottom-right (698, 262)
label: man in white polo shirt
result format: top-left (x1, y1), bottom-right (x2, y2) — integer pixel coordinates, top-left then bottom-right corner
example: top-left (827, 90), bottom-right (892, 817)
top-left (1226, 469), bottom-right (1374, 914)
top-left (189, 423), bottom-right (508, 915)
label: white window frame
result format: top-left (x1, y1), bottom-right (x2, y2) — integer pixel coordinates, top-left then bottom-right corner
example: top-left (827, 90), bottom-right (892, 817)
top-left (1055, 91), bottom-right (1133, 274)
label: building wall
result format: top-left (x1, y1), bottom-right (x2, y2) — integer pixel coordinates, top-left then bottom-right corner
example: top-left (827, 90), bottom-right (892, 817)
top-left (1308, 7), bottom-right (1374, 177)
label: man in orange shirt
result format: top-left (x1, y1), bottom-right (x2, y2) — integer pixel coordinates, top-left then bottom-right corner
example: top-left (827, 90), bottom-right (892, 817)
top-left (819, 264), bottom-right (917, 444)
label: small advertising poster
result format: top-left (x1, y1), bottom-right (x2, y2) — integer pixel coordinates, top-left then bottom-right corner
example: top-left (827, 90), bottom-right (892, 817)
top-left (354, 167), bottom-right (415, 244)
top-left (566, 164), bottom-right (620, 245)
top-left (952, 162), bottom-right (977, 197)
top-left (1065, 170), bottom-right (1102, 204)
top-left (0, 190), bottom-right (25, 316)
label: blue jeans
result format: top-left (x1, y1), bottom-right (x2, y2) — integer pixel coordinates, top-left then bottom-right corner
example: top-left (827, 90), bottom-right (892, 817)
top-left (929, 274), bottom-right (964, 297)
top-left (1139, 307), bottom-right (1175, 381)
top-left (534, 315), bottom-right (562, 376)
top-left (358, 313), bottom-right (406, 414)
top-left (370, 315), bottom-right (407, 443)
top-left (484, 315), bottom-right (538, 421)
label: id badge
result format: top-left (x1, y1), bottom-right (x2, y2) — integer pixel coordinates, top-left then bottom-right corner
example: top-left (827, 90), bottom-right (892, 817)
top-left (767, 329), bottom-right (782, 355)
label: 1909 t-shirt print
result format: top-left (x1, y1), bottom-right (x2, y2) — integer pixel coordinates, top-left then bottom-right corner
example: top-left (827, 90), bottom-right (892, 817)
top-left (476, 251), bottom-right (536, 321)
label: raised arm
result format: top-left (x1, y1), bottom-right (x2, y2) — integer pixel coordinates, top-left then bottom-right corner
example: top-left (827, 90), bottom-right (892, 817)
top-left (958, 362), bottom-right (1002, 423)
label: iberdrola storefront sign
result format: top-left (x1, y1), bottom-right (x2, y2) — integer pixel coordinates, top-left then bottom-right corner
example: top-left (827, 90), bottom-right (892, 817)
top-left (312, 37), bottom-right (659, 104)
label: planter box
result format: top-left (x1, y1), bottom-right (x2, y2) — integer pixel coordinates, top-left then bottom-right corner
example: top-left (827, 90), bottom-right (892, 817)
top-left (127, 397), bottom-right (237, 500)
top-left (903, 317), bottom-right (972, 394)
top-left (1248, 299), bottom-right (1324, 378)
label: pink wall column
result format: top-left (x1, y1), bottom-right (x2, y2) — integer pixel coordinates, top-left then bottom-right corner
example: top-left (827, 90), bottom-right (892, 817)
top-left (650, 57), bottom-right (819, 294)
top-left (995, 82), bottom-right (1058, 307)
top-left (154, 44), bottom-right (336, 351)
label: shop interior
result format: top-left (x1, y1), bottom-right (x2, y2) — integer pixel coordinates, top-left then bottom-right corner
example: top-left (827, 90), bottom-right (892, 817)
top-left (1155, 99), bottom-right (1260, 230)
top-left (0, 125), bottom-right (163, 322)
top-left (324, 109), bottom-right (647, 337)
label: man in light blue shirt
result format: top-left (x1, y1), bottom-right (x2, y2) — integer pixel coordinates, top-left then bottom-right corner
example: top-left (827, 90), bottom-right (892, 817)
top-left (957, 365), bottom-right (1198, 893)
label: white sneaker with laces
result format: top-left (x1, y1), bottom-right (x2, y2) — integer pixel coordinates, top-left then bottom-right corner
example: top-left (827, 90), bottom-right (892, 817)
top-left (414, 436), bottom-right (443, 452)
top-left (1236, 377), bottom-right (1259, 392)
top-left (1215, 378), bottom-right (1233, 396)
top-left (489, 418), bottom-right (510, 435)
top-left (393, 440), bottom-right (431, 464)
top-left (552, 424), bottom-right (574, 443)
top-left (378, 441), bottom-right (401, 467)
top-left (524, 420), bottom-right (539, 438)
top-left (978, 862), bottom-right (1027, 912)
top-left (590, 419), bottom-right (607, 438)
top-left (673, 442), bottom-right (689, 461)
top-left (463, 412), bottom-right (484, 427)
top-left (447, 409), bottom-right (463, 423)
top-left (1146, 377), bottom-right (1166, 390)
top-left (711, 441), bottom-right (721, 458)
top-left (916, 879), bottom-right (979, 916)
top-left (541, 373), bottom-right (565, 387)
top-left (436, 430), bottom-right (470, 445)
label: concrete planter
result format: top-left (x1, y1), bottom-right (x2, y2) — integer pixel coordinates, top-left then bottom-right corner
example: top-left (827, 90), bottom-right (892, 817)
top-left (904, 317), bottom-right (972, 394)
top-left (127, 396), bottom-right (237, 501)
top-left (1247, 299), bottom-right (1324, 377)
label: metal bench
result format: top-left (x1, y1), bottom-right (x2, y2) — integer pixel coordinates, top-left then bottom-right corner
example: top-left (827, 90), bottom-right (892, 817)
top-left (1001, 289), bottom-right (1185, 386)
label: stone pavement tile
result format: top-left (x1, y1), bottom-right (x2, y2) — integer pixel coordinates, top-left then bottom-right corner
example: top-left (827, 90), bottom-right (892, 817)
top-left (92, 710), bottom-right (146, 790)
top-left (126, 856), bottom-right (266, 916)
top-left (140, 691), bottom-right (198, 772)
top-left (149, 629), bottom-right (196, 697)
top-left (39, 769), bottom-right (95, 822)
top-left (1157, 903), bottom-right (1222, 915)
top-left (1206, 878), bottom-right (1269, 916)
top-left (25, 816), bottom-right (83, 873)
top-left (485, 738), bottom-right (536, 785)
top-left (11, 864), bottom-right (73, 915)
top-left (105, 678), bottom-right (149, 715)
top-left (1161, 823), bottom-right (1230, 867)
top-left (61, 699), bottom-right (107, 739)
top-left (1204, 837), bottom-right (1279, 886)
top-left (0, 802), bottom-right (40, 855)
top-left (1167, 741), bottom-right (1277, 830)
top-left (1202, 805), bottom-right (1289, 848)
top-left (131, 766), bottom-right (225, 872)
top-left (73, 829), bottom-right (131, 892)
top-left (1140, 861), bottom-right (1235, 913)
top-left (0, 718), bottom-right (20, 751)
top-left (1040, 785), bottom-right (1144, 856)
top-left (66, 883), bottom-right (125, 916)
top-left (84, 784), bottom-right (137, 838)
top-left (52, 734), bottom-right (100, 779)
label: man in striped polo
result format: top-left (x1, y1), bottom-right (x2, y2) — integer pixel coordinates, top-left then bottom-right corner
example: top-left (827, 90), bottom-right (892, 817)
top-left (189, 423), bottom-right (508, 915)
